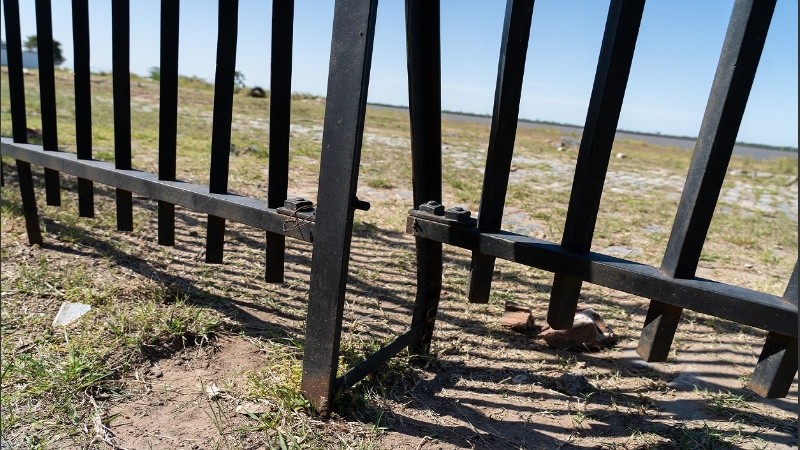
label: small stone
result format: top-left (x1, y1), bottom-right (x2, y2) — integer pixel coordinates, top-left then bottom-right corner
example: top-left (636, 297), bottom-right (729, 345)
top-left (538, 306), bottom-right (615, 350)
top-left (554, 373), bottom-right (591, 397)
top-left (511, 374), bottom-right (528, 384)
top-left (744, 263), bottom-right (754, 268)
top-left (236, 401), bottom-right (272, 416)
top-left (616, 152), bottom-right (626, 159)
top-left (500, 302), bottom-right (534, 333)
top-left (150, 365), bottom-right (163, 378)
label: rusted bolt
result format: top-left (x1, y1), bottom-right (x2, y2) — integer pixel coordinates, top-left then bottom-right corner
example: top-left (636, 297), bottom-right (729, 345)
top-left (445, 206), bottom-right (471, 222)
top-left (284, 197), bottom-right (314, 211)
top-left (419, 200), bottom-right (444, 215)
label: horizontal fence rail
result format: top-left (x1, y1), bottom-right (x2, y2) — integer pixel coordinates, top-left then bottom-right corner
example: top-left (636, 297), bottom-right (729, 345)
top-left (0, 140), bottom-right (315, 243)
top-left (405, 214), bottom-right (797, 338)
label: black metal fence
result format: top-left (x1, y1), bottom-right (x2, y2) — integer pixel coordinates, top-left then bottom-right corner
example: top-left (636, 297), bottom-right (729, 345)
top-left (1, 0), bottom-right (796, 417)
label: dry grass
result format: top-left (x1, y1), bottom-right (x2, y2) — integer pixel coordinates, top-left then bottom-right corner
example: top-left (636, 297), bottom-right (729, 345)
top-left (1, 68), bottom-right (797, 448)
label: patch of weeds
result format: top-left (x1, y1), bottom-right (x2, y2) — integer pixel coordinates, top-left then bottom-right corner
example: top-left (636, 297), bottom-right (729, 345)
top-left (293, 140), bottom-right (320, 159)
top-left (571, 409), bottom-right (587, 428)
top-left (366, 177), bottom-right (394, 189)
top-left (758, 248), bottom-right (780, 265)
top-left (488, 288), bottom-right (517, 306)
top-left (240, 339), bottom-right (329, 448)
top-left (353, 219), bottom-right (380, 235)
top-left (93, 149), bottom-right (115, 162)
top-left (696, 388), bottom-right (749, 416)
top-left (2, 275), bottom-right (228, 446)
top-left (668, 422), bottom-right (747, 449)
top-left (332, 336), bottom-right (416, 438)
top-left (1, 332), bottom-right (117, 447)
top-left (14, 255), bottom-right (58, 297)
top-left (105, 289), bottom-right (222, 353)
top-left (443, 171), bottom-right (480, 204)
top-left (555, 353), bottom-right (578, 371)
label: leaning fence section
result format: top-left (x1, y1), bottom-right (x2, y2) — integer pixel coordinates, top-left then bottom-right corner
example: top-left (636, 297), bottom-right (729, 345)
top-left (403, 0), bottom-right (798, 400)
top-left (0, 0), bottom-right (796, 417)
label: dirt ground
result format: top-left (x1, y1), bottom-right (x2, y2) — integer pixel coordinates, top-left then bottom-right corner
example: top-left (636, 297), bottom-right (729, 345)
top-left (1, 69), bottom-right (797, 447)
top-left (1, 175), bottom-right (796, 449)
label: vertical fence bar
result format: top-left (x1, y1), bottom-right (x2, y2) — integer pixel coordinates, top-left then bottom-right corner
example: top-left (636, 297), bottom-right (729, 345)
top-left (749, 262), bottom-right (798, 398)
top-left (637, 0), bottom-right (776, 361)
top-left (158, 0), bottom-right (180, 246)
top-left (3, 0), bottom-right (42, 245)
top-left (300, 0), bottom-right (379, 415)
top-left (405, 0), bottom-right (443, 355)
top-left (205, 0), bottom-right (239, 263)
top-left (72, 0), bottom-right (93, 218)
top-left (34, 0), bottom-right (61, 206)
top-left (264, 0), bottom-right (294, 282)
top-left (466, 0), bottom-right (534, 304)
top-left (112, 0), bottom-right (133, 231)
top-left (546, 0), bottom-right (645, 329)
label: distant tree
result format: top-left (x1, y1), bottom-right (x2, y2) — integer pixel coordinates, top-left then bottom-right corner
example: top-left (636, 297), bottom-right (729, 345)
top-left (149, 66), bottom-right (161, 80)
top-left (23, 35), bottom-right (37, 52)
top-left (24, 35), bottom-right (66, 66)
top-left (234, 71), bottom-right (245, 93)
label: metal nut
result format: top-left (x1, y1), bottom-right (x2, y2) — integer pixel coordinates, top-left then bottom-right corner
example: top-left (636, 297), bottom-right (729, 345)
top-left (445, 206), bottom-right (471, 222)
top-left (284, 197), bottom-right (314, 211)
top-left (419, 200), bottom-right (444, 215)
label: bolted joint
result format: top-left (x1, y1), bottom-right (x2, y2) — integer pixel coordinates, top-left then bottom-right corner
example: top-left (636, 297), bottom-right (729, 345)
top-left (284, 197), bottom-right (314, 211)
top-left (445, 206), bottom-right (471, 222)
top-left (419, 200), bottom-right (444, 215)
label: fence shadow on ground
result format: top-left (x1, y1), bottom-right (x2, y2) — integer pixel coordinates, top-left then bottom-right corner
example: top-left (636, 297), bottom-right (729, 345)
top-left (2, 166), bottom-right (797, 447)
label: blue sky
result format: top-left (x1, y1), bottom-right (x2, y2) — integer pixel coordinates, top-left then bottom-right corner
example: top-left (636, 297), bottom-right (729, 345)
top-left (3, 0), bottom-right (798, 147)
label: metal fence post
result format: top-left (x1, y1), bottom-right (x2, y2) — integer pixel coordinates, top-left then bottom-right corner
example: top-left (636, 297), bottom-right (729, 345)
top-left (301, 0), bottom-right (379, 415)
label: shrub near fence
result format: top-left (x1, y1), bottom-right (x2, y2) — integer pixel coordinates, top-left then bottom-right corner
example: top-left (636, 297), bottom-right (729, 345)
top-left (1, 0), bottom-right (796, 420)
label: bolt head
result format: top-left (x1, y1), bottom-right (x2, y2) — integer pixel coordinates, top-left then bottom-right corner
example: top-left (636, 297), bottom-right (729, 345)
top-left (419, 201), bottom-right (445, 215)
top-left (445, 206), bottom-right (471, 222)
top-left (284, 197), bottom-right (314, 210)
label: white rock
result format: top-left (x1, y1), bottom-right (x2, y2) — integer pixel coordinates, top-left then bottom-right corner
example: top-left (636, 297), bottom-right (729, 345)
top-left (52, 301), bottom-right (91, 327)
top-left (236, 401), bottom-right (272, 416)
top-left (205, 382), bottom-right (222, 399)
